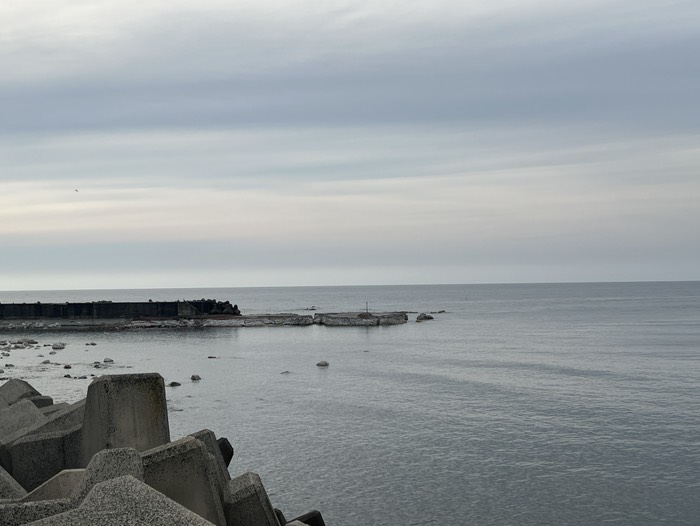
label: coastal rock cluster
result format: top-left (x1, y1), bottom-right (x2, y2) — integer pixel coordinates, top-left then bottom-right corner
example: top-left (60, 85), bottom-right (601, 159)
top-left (0, 374), bottom-right (325, 526)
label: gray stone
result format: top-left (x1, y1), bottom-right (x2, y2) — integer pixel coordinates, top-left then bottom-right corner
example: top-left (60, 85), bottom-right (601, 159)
top-left (1, 463), bottom-right (26, 500)
top-left (142, 436), bottom-right (226, 526)
top-left (416, 312), bottom-right (434, 321)
top-left (9, 425), bottom-right (82, 491)
top-left (191, 374), bottom-right (201, 381)
top-left (26, 475), bottom-right (216, 525)
top-left (21, 470), bottom-right (84, 502)
top-left (223, 472), bottom-right (280, 526)
top-left (0, 379), bottom-right (42, 406)
top-left (316, 361), bottom-right (329, 367)
top-left (80, 373), bottom-right (170, 466)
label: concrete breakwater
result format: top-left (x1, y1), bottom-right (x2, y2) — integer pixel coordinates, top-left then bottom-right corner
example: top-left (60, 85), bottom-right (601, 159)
top-left (0, 300), bottom-right (410, 329)
top-left (0, 374), bottom-right (325, 526)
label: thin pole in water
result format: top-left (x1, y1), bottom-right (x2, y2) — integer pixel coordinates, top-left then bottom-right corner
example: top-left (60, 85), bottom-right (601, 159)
top-left (366, 301), bottom-right (368, 313)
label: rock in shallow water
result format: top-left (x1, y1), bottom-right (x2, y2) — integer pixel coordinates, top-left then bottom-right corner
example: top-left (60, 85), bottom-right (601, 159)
top-left (191, 375), bottom-right (201, 381)
top-left (316, 361), bottom-right (329, 367)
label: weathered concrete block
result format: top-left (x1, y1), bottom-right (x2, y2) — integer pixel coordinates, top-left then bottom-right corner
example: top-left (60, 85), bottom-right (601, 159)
top-left (39, 403), bottom-right (69, 417)
top-left (0, 400), bottom-right (48, 471)
top-left (20, 447), bottom-right (143, 504)
top-left (21, 470), bottom-right (84, 502)
top-left (1, 463), bottom-right (26, 500)
top-left (72, 447), bottom-right (143, 503)
top-left (188, 429), bottom-right (231, 491)
top-left (0, 400), bottom-right (47, 444)
top-left (80, 373), bottom-right (170, 466)
top-left (27, 396), bottom-right (54, 409)
top-left (290, 510), bottom-right (326, 526)
top-left (0, 498), bottom-right (72, 526)
top-left (223, 472), bottom-right (280, 526)
top-left (9, 425), bottom-right (82, 491)
top-left (1, 401), bottom-right (84, 474)
top-left (26, 475), bottom-right (217, 525)
top-left (143, 436), bottom-right (226, 526)
top-left (0, 379), bottom-right (42, 406)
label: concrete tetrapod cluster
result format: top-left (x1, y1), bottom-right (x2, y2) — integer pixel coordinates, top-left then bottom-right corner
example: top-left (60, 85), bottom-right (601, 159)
top-left (0, 374), bottom-right (325, 526)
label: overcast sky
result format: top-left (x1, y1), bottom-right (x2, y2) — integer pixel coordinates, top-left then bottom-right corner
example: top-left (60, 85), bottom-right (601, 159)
top-left (1, 0), bottom-right (699, 290)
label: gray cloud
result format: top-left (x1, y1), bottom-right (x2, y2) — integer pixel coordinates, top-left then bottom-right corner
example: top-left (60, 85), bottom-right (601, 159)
top-left (1, 0), bottom-right (699, 288)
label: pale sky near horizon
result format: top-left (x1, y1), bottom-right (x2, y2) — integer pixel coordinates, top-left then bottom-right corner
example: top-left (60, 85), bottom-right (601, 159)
top-left (1, 0), bottom-right (699, 290)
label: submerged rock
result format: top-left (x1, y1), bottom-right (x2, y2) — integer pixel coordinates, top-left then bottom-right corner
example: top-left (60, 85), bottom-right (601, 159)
top-left (316, 361), bottom-right (329, 367)
top-left (168, 381), bottom-right (181, 387)
top-left (416, 313), bottom-right (434, 322)
top-left (191, 375), bottom-right (201, 381)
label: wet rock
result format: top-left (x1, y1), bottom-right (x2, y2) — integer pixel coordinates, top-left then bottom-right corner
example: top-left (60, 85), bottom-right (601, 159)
top-left (416, 313), bottom-right (434, 321)
top-left (191, 375), bottom-right (201, 381)
top-left (5, 364), bottom-right (15, 368)
top-left (168, 381), bottom-right (181, 387)
top-left (104, 358), bottom-right (114, 363)
top-left (63, 365), bottom-right (72, 369)
top-left (49, 351), bottom-right (57, 355)
top-left (316, 361), bottom-right (329, 367)
top-left (52, 343), bottom-right (66, 350)
top-left (280, 370), bottom-right (291, 374)
top-left (64, 374), bottom-right (72, 378)
top-left (207, 356), bottom-right (217, 359)
top-left (41, 360), bottom-right (51, 364)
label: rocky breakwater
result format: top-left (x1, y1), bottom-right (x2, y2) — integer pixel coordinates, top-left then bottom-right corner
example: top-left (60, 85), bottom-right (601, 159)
top-left (0, 374), bottom-right (325, 526)
top-left (313, 312), bottom-right (408, 326)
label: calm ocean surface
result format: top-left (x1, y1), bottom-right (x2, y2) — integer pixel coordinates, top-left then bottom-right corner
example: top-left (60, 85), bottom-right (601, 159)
top-left (1, 282), bottom-right (699, 525)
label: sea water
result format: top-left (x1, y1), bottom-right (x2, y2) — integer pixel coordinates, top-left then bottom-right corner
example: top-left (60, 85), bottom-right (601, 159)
top-left (1, 282), bottom-right (698, 525)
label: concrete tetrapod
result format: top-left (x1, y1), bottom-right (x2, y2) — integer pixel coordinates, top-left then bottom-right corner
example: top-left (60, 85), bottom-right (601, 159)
top-left (79, 373), bottom-right (170, 466)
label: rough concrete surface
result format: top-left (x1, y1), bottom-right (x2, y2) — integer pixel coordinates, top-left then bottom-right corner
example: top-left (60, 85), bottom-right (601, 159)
top-left (80, 373), bottom-right (170, 466)
top-left (0, 380), bottom-right (42, 406)
top-left (1, 463), bottom-right (26, 499)
top-left (10, 425), bottom-right (82, 491)
top-left (21, 470), bottom-right (84, 502)
top-left (224, 472), bottom-right (281, 526)
top-left (26, 475), bottom-right (217, 526)
top-left (143, 436), bottom-right (226, 526)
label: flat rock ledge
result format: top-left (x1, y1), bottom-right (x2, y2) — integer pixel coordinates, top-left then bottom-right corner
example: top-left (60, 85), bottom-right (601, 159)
top-left (0, 312), bottom-right (409, 329)
top-left (0, 375), bottom-right (326, 526)
top-left (313, 312), bottom-right (408, 326)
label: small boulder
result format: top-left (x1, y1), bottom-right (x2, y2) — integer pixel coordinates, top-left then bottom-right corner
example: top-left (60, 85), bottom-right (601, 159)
top-left (191, 375), bottom-right (201, 381)
top-left (103, 358), bottom-right (114, 363)
top-left (416, 313), bottom-right (434, 322)
top-left (63, 364), bottom-right (72, 369)
top-left (168, 381), bottom-right (181, 387)
top-left (41, 360), bottom-right (50, 364)
top-left (316, 361), bottom-right (329, 367)
top-left (52, 343), bottom-right (66, 350)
